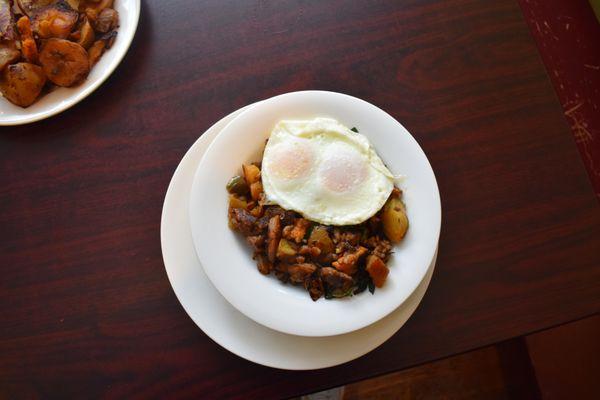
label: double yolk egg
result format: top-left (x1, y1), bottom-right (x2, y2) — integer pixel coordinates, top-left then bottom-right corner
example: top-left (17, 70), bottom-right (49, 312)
top-left (261, 118), bottom-right (394, 226)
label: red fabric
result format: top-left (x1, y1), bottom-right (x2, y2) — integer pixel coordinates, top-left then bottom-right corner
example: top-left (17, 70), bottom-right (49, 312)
top-left (518, 0), bottom-right (600, 200)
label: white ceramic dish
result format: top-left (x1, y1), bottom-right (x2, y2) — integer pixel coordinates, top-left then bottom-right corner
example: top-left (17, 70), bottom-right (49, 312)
top-left (0, 0), bottom-right (141, 126)
top-left (190, 91), bottom-right (442, 337)
top-left (161, 105), bottom-right (438, 369)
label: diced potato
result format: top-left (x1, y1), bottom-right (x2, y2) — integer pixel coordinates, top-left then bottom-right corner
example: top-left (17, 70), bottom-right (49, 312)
top-left (228, 194), bottom-right (247, 210)
top-left (366, 255), bottom-right (389, 288)
top-left (249, 181), bottom-right (263, 201)
top-left (276, 238), bottom-right (297, 259)
top-left (242, 164), bottom-right (260, 185)
top-left (382, 196), bottom-right (408, 243)
top-left (308, 226), bottom-right (334, 254)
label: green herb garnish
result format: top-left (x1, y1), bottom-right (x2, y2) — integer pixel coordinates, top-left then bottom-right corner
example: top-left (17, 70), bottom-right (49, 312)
top-left (368, 279), bottom-right (376, 294)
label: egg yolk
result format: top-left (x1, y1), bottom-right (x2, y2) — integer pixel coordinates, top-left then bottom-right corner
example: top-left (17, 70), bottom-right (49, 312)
top-left (266, 141), bottom-right (314, 180)
top-left (319, 150), bottom-right (367, 193)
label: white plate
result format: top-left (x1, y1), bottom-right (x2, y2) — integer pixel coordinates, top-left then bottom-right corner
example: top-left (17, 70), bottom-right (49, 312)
top-left (0, 0), bottom-right (141, 125)
top-left (161, 104), bottom-right (438, 369)
top-left (190, 91), bottom-right (442, 337)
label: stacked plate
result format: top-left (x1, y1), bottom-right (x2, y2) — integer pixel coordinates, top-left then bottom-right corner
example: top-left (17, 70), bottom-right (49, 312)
top-left (161, 91), bottom-right (441, 370)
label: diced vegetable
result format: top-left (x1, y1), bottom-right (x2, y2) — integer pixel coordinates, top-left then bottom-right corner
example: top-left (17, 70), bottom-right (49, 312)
top-left (0, 62), bottom-right (46, 107)
top-left (332, 246), bottom-right (368, 275)
top-left (249, 181), bottom-right (263, 201)
top-left (226, 175), bottom-right (249, 195)
top-left (267, 215), bottom-right (281, 262)
top-left (228, 194), bottom-right (247, 210)
top-left (382, 196), bottom-right (408, 243)
top-left (276, 238), bottom-right (297, 259)
top-left (308, 226), bottom-right (334, 254)
top-left (366, 255), bottom-right (389, 288)
top-left (287, 263), bottom-right (316, 284)
top-left (285, 218), bottom-right (311, 243)
top-left (242, 164), bottom-right (260, 185)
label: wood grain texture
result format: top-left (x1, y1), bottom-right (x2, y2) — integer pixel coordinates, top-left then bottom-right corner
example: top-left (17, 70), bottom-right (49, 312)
top-left (517, 0), bottom-right (600, 200)
top-left (343, 338), bottom-right (541, 400)
top-left (0, 0), bottom-right (599, 398)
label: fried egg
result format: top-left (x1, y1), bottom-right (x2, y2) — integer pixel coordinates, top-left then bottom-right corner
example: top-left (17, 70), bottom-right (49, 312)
top-left (261, 118), bottom-right (394, 225)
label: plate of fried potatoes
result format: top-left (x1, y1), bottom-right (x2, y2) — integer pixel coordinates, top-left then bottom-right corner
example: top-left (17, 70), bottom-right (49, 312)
top-left (0, 0), bottom-right (140, 125)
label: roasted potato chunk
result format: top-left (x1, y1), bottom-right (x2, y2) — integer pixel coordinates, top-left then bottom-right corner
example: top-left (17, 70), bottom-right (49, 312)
top-left (94, 7), bottom-right (117, 33)
top-left (276, 238), bottom-right (298, 260)
top-left (242, 164), bottom-right (261, 185)
top-left (16, 0), bottom-right (55, 17)
top-left (228, 194), bottom-right (247, 210)
top-left (32, 0), bottom-right (79, 39)
top-left (382, 196), bottom-right (408, 242)
top-left (98, 29), bottom-right (117, 49)
top-left (0, 62), bottom-right (47, 107)
top-left (83, 0), bottom-right (113, 21)
top-left (75, 16), bottom-right (95, 49)
top-left (0, 42), bottom-right (20, 71)
top-left (39, 38), bottom-right (90, 86)
top-left (65, 0), bottom-right (80, 10)
top-left (249, 181), bottom-right (263, 201)
top-left (87, 38), bottom-right (105, 66)
top-left (16, 16), bottom-right (38, 63)
top-left (308, 226), bottom-right (334, 254)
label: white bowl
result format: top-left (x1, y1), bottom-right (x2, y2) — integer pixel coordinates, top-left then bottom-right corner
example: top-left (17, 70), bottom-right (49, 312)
top-left (189, 91), bottom-right (441, 337)
top-left (0, 0), bottom-right (140, 125)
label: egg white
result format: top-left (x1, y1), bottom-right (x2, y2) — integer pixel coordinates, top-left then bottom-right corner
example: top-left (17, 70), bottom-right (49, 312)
top-left (261, 118), bottom-right (394, 225)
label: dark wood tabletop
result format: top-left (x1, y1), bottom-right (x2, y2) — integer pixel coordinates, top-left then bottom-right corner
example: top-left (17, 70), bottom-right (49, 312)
top-left (1, 0), bottom-right (599, 398)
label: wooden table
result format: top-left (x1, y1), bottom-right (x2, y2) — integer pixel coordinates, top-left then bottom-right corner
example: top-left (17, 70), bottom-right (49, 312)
top-left (1, 1), bottom-right (599, 398)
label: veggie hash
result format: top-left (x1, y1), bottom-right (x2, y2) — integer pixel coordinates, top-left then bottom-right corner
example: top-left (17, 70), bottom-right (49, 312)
top-left (226, 161), bottom-right (409, 301)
